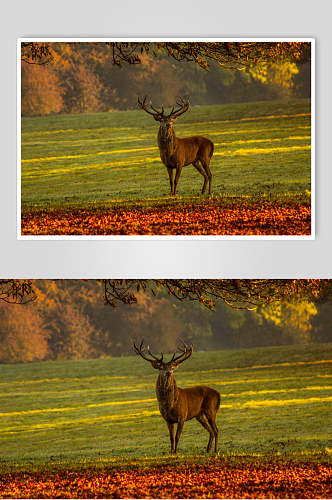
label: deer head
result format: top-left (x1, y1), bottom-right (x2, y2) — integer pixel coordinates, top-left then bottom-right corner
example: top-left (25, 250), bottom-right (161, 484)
top-left (133, 339), bottom-right (193, 384)
top-left (137, 96), bottom-right (190, 140)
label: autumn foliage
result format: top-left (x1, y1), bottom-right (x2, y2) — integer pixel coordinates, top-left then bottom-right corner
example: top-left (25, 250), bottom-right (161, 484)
top-left (21, 63), bottom-right (64, 116)
top-left (2, 280), bottom-right (331, 362)
top-left (21, 199), bottom-right (311, 236)
top-left (0, 302), bottom-right (49, 362)
top-left (21, 42), bottom-right (311, 116)
top-left (0, 461), bottom-right (330, 498)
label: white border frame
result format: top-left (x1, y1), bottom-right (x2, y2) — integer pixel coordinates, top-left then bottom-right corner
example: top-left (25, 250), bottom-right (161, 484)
top-left (17, 37), bottom-right (315, 241)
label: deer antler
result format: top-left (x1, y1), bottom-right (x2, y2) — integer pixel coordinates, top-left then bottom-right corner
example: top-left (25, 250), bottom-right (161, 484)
top-left (168, 97), bottom-right (190, 119)
top-left (137, 96), bottom-right (165, 119)
top-left (133, 339), bottom-right (164, 364)
top-left (138, 96), bottom-right (190, 120)
top-left (150, 102), bottom-right (165, 116)
top-left (171, 339), bottom-right (193, 365)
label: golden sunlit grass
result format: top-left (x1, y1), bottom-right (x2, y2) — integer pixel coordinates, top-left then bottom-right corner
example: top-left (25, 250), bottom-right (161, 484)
top-left (21, 146), bottom-right (158, 164)
top-left (22, 140), bottom-right (310, 164)
top-left (3, 387), bottom-right (331, 419)
top-left (0, 398), bottom-right (156, 417)
top-left (215, 135), bottom-right (310, 145)
top-left (214, 145), bottom-right (310, 156)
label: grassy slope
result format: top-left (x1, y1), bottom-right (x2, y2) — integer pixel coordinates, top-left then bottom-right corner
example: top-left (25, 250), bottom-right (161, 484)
top-left (0, 343), bottom-right (330, 471)
top-left (21, 99), bottom-right (311, 208)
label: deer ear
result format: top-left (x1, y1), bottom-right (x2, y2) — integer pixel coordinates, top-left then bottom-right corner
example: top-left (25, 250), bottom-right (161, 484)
top-left (151, 360), bottom-right (160, 369)
top-left (153, 115), bottom-right (161, 122)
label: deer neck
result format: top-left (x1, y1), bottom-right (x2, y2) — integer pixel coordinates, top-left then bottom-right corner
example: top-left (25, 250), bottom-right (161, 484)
top-left (156, 373), bottom-right (179, 416)
top-left (158, 126), bottom-right (177, 156)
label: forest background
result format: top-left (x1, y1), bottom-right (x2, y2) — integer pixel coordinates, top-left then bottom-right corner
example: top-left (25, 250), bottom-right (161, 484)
top-left (0, 279), bottom-right (330, 363)
top-left (21, 42), bottom-right (311, 116)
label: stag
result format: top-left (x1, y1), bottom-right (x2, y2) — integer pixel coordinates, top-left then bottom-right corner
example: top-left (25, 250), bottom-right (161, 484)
top-left (138, 96), bottom-right (214, 195)
top-left (133, 340), bottom-right (220, 454)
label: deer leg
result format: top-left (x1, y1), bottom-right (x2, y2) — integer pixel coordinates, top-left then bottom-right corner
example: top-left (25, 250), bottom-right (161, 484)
top-left (192, 160), bottom-right (208, 195)
top-left (173, 166), bottom-right (182, 196)
top-left (206, 165), bottom-right (212, 195)
top-left (167, 421), bottom-right (175, 454)
top-left (200, 159), bottom-right (212, 195)
top-left (174, 420), bottom-right (184, 453)
top-left (205, 412), bottom-right (219, 452)
top-left (196, 414), bottom-right (214, 453)
top-left (167, 167), bottom-right (174, 195)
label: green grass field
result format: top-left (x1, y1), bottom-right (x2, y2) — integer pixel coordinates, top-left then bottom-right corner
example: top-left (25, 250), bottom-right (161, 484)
top-left (21, 99), bottom-right (311, 208)
top-left (0, 343), bottom-right (330, 471)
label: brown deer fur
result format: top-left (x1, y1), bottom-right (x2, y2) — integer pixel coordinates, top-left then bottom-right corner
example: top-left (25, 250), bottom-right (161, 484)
top-left (134, 340), bottom-right (220, 454)
top-left (138, 97), bottom-right (214, 195)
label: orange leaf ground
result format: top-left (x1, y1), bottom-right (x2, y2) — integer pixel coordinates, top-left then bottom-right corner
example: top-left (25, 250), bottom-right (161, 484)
top-left (21, 200), bottom-right (311, 236)
top-left (0, 462), bottom-right (330, 499)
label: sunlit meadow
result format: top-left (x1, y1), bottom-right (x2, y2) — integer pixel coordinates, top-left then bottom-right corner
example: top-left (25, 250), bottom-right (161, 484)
top-left (1, 343), bottom-right (330, 465)
top-left (21, 99), bottom-right (311, 235)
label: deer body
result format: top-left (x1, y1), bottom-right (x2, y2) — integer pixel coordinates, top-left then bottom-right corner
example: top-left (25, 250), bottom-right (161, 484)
top-left (156, 375), bottom-right (218, 423)
top-left (139, 97), bottom-right (214, 195)
top-left (134, 340), bottom-right (220, 454)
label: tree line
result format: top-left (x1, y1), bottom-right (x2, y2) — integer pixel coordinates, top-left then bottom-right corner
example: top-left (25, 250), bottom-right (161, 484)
top-left (0, 280), bottom-right (330, 363)
top-left (21, 42), bottom-right (311, 117)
